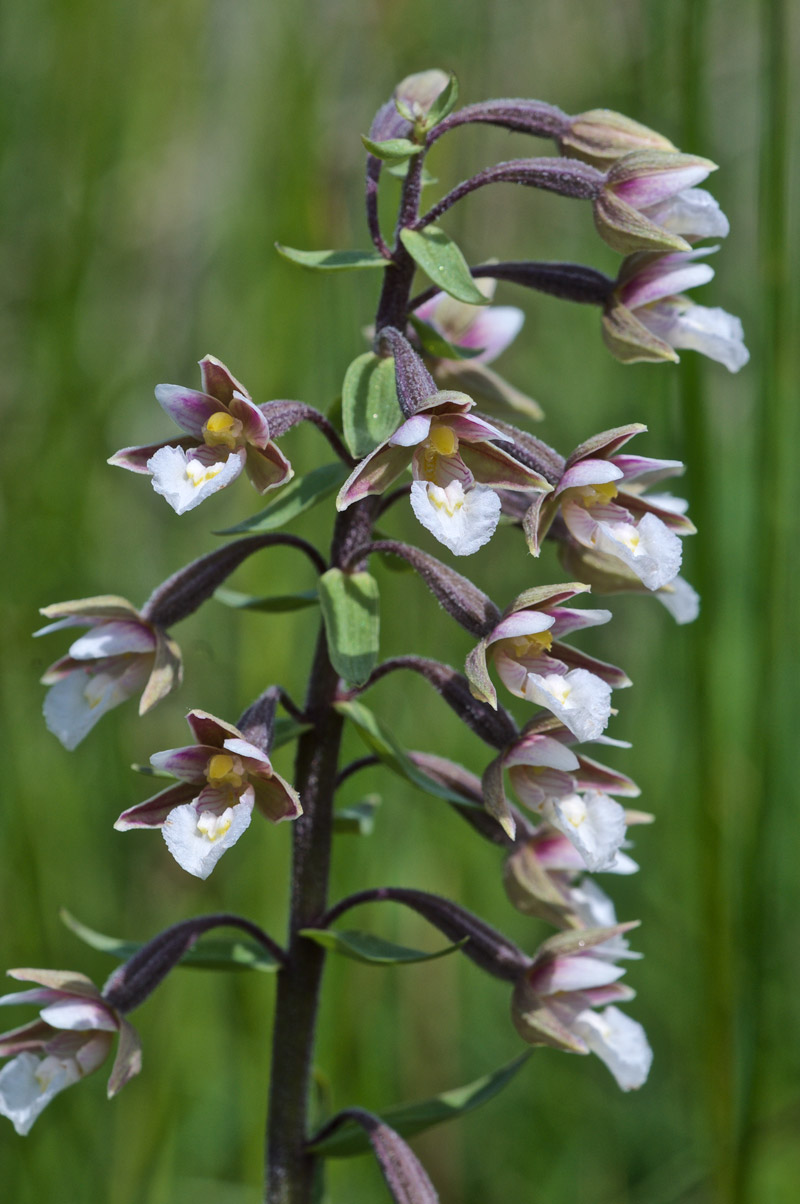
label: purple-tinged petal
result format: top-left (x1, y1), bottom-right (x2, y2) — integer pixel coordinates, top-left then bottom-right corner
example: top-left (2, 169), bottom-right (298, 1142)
top-left (229, 392), bottom-right (271, 449)
top-left (611, 157), bottom-right (714, 207)
top-left (504, 734), bottom-right (580, 772)
top-left (455, 307), bottom-right (525, 363)
top-left (154, 385), bottom-right (222, 436)
top-left (552, 642), bottom-right (631, 689)
top-left (114, 782), bottom-right (196, 830)
top-left (611, 454), bottom-right (685, 486)
top-left (445, 413), bottom-right (513, 443)
top-left (621, 260), bottom-right (714, 309)
top-left (244, 442), bottom-right (293, 494)
top-left (108, 437), bottom-right (197, 474)
top-left (573, 755), bottom-right (641, 798)
top-left (485, 611), bottom-right (555, 646)
top-left (547, 607), bottom-right (612, 637)
top-left (556, 459), bottom-right (624, 495)
top-left (336, 443), bottom-right (414, 509)
top-left (149, 745), bottom-right (213, 782)
top-left (0, 989), bottom-right (58, 1009)
top-left (532, 953), bottom-right (625, 994)
top-left (186, 710), bottom-right (242, 748)
top-left (199, 355), bottom-right (250, 405)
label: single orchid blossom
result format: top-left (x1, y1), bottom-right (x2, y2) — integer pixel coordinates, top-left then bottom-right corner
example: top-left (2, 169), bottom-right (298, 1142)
top-left (115, 710), bottom-right (302, 879)
top-left (0, 970), bottom-right (140, 1135)
top-left (336, 389), bottom-right (550, 556)
top-left (595, 149), bottom-right (728, 254)
top-left (109, 356), bottom-right (293, 514)
top-left (36, 596), bottom-right (181, 750)
top-left (466, 582), bottom-right (628, 741)
top-left (603, 248), bottom-right (748, 372)
top-left (511, 926), bottom-right (652, 1090)
top-left (527, 424), bottom-right (694, 592)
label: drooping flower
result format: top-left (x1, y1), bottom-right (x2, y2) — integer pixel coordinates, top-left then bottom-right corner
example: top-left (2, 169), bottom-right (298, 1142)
top-left (412, 282), bottom-right (541, 420)
top-left (36, 597), bottom-right (181, 750)
top-left (465, 582), bottom-right (628, 740)
top-left (482, 717), bottom-right (640, 865)
top-left (109, 356), bottom-right (293, 514)
top-left (0, 969), bottom-right (140, 1135)
top-left (595, 149), bottom-right (729, 254)
top-left (337, 389), bottom-right (550, 556)
top-left (527, 424), bottom-right (694, 592)
top-left (115, 710), bottom-right (302, 879)
top-left (603, 249), bottom-right (749, 372)
top-left (511, 926), bottom-right (653, 1090)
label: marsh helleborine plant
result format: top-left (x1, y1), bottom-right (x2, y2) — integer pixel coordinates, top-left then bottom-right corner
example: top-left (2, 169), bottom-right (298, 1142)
top-left (4, 70), bottom-right (747, 1203)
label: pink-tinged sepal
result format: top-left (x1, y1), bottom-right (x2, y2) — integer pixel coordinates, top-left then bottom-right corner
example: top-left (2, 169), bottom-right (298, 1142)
top-left (252, 771), bottom-right (303, 823)
top-left (575, 755), bottom-right (641, 797)
top-left (149, 745), bottom-right (214, 782)
top-left (566, 424), bottom-right (647, 468)
top-left (154, 385), bottom-right (221, 436)
top-left (186, 708), bottom-right (245, 747)
top-left (245, 441), bottom-right (294, 494)
top-left (107, 437), bottom-right (197, 473)
top-left (199, 355), bottom-right (250, 405)
top-left (337, 443), bottom-right (414, 509)
top-left (114, 783), bottom-right (196, 830)
top-left (595, 151), bottom-right (721, 254)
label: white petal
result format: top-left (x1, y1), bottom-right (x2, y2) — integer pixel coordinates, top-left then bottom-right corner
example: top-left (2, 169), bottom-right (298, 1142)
top-left (147, 446), bottom-right (244, 514)
top-left (594, 511), bottom-right (682, 591)
top-left (522, 669), bottom-right (613, 742)
top-left (643, 187), bottom-right (730, 239)
top-left (572, 1005), bottom-right (653, 1090)
top-left (542, 791), bottom-right (627, 872)
top-left (0, 1053), bottom-right (80, 1135)
top-left (161, 798), bottom-right (253, 879)
top-left (38, 1000), bottom-right (117, 1032)
top-left (656, 576), bottom-right (700, 624)
top-left (68, 621), bottom-right (154, 660)
top-left (43, 664), bottom-right (146, 750)
top-left (410, 480), bottom-right (500, 556)
top-left (536, 954), bottom-right (625, 994)
top-left (643, 300), bottom-right (749, 373)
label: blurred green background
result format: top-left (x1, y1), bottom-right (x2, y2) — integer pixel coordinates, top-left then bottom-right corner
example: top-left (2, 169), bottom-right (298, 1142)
top-left (1, 1), bottom-right (797, 1201)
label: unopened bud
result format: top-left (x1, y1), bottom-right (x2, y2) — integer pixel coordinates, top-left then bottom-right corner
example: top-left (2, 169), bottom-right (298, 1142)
top-left (561, 109), bottom-right (677, 167)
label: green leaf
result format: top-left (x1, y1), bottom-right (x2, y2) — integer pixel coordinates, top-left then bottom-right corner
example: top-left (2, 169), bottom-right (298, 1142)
top-left (420, 72), bottom-right (459, 130)
top-left (309, 1053), bottom-right (531, 1157)
top-left (341, 352), bottom-right (401, 458)
top-left (275, 244), bottom-right (390, 272)
top-left (59, 911), bottom-right (280, 972)
top-left (409, 315), bottom-right (484, 362)
top-left (400, 226), bottom-right (485, 305)
top-left (272, 716), bottom-right (313, 751)
top-left (219, 462), bottom-right (349, 535)
top-left (318, 569), bottom-right (380, 687)
top-left (299, 928), bottom-right (466, 965)
top-left (333, 794), bottom-right (381, 835)
top-left (334, 700), bottom-right (482, 810)
top-left (214, 586), bottom-right (319, 613)
top-left (385, 161), bottom-right (438, 187)
top-left (361, 135), bottom-right (424, 162)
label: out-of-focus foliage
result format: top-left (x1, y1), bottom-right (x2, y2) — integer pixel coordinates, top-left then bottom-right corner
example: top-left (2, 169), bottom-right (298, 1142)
top-left (1, 1), bottom-right (797, 1201)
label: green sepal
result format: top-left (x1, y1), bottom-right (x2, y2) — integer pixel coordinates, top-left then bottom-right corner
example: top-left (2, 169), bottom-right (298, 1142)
top-left (219, 462), bottom-right (349, 535)
top-left (400, 226), bottom-right (486, 305)
top-left (419, 72), bottom-right (459, 131)
top-left (361, 135), bottom-right (424, 162)
top-left (318, 569), bottom-right (380, 687)
top-left (308, 1052), bottom-right (531, 1157)
top-left (333, 794), bottom-right (381, 835)
top-left (275, 244), bottom-right (390, 271)
top-left (299, 928), bottom-right (467, 965)
top-left (60, 911), bottom-right (280, 972)
top-left (334, 700), bottom-right (482, 810)
top-left (341, 352), bottom-right (401, 458)
top-left (214, 587), bottom-right (319, 613)
top-left (409, 315), bottom-right (484, 361)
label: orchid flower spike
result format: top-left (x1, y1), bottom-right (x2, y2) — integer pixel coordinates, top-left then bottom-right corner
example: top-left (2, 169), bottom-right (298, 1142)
top-left (595, 150), bottom-right (729, 254)
top-left (36, 596), bottom-right (181, 749)
top-left (466, 582), bottom-right (629, 742)
top-left (109, 356), bottom-right (293, 514)
top-left (337, 389), bottom-right (550, 556)
top-left (511, 925), bottom-right (652, 1090)
top-left (0, 969), bottom-right (141, 1135)
top-left (603, 249), bottom-right (748, 372)
top-left (115, 710), bottom-right (302, 879)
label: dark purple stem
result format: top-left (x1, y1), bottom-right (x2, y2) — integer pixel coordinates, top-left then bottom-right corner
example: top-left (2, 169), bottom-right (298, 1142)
top-left (408, 260), bottom-right (615, 313)
top-left (335, 755), bottom-right (381, 788)
top-left (416, 158), bottom-right (604, 230)
top-left (426, 99), bottom-right (570, 147)
top-left (365, 156), bottom-right (393, 259)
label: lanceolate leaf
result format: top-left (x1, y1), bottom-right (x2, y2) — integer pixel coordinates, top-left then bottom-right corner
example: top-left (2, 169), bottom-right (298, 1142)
top-left (361, 135), bottom-right (425, 161)
top-left (60, 911), bottom-right (280, 972)
top-left (334, 700), bottom-right (482, 810)
top-left (220, 462), bottom-right (349, 535)
top-left (333, 795), bottom-right (381, 835)
top-left (422, 72), bottom-right (459, 130)
top-left (342, 352), bottom-right (402, 457)
top-left (275, 245), bottom-right (390, 271)
top-left (400, 227), bottom-right (486, 305)
top-left (409, 316), bottom-right (485, 362)
top-left (214, 587), bottom-right (319, 613)
top-left (299, 928), bottom-right (467, 965)
top-left (318, 569), bottom-right (380, 686)
top-left (308, 1053), bottom-right (531, 1157)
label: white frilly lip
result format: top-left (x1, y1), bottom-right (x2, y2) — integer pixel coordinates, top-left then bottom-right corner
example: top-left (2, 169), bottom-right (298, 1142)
top-left (540, 791), bottom-right (627, 872)
top-left (522, 669), bottom-right (613, 742)
top-left (161, 797), bottom-right (253, 879)
top-left (147, 446), bottom-right (245, 514)
top-left (409, 480), bottom-right (501, 556)
top-left (43, 658), bottom-right (150, 751)
top-left (571, 1005), bottom-right (653, 1090)
top-left (656, 575), bottom-right (700, 624)
top-left (0, 1053), bottom-right (81, 1135)
top-left (641, 300), bottom-right (749, 373)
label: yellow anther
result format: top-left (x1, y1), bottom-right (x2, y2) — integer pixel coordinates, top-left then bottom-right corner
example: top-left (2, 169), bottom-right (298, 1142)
top-left (202, 410), bottom-right (243, 449)
top-left (428, 422), bottom-right (458, 457)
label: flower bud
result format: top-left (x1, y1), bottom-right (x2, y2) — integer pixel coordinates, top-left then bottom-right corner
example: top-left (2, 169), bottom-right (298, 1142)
top-left (595, 151), bottom-right (724, 254)
top-left (561, 109), bottom-right (677, 167)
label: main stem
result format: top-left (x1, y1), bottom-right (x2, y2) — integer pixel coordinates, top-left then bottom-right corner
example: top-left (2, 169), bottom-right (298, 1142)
top-left (264, 152), bottom-right (421, 1203)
